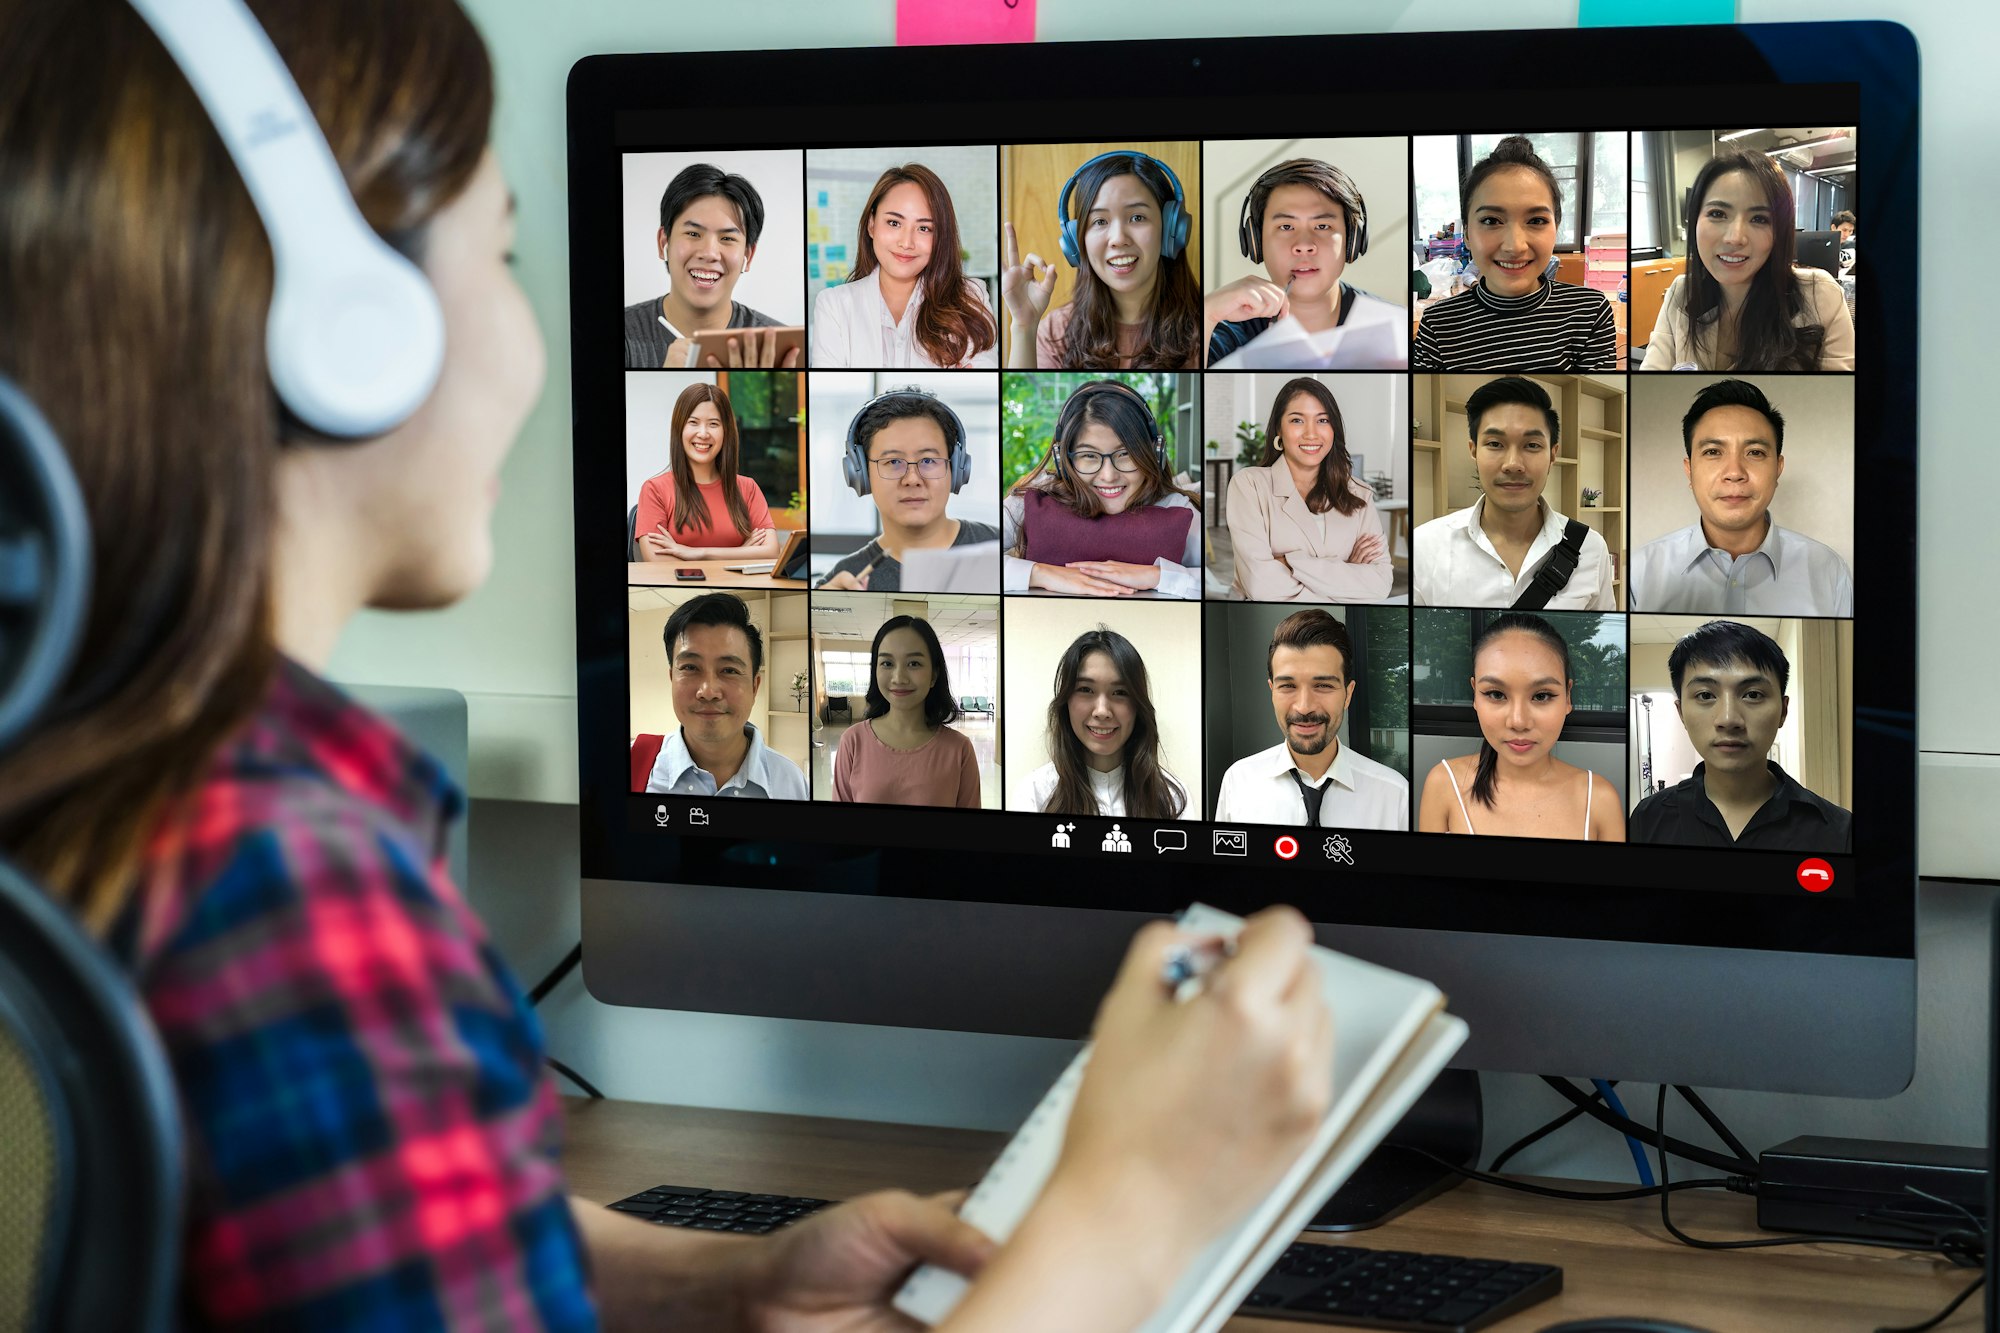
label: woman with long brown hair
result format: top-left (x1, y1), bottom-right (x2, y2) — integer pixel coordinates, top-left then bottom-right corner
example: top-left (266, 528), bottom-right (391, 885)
top-left (1009, 626), bottom-right (1189, 819)
top-left (1227, 377), bottom-right (1394, 602)
top-left (1002, 379), bottom-right (1202, 598)
top-left (810, 162), bottom-right (998, 368)
top-left (0, 2), bottom-right (1331, 1326)
top-left (632, 381), bottom-right (778, 561)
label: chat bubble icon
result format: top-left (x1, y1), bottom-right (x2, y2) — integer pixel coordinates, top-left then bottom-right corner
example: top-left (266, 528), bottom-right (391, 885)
top-left (1154, 828), bottom-right (1188, 854)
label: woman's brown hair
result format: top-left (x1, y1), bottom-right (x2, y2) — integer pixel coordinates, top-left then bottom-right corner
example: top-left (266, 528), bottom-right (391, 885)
top-left (0, 0), bottom-right (493, 932)
top-left (1040, 627), bottom-right (1184, 820)
top-left (1008, 378), bottom-right (1195, 520)
top-left (664, 382), bottom-right (752, 542)
top-left (1259, 377), bottom-right (1364, 517)
top-left (851, 163), bottom-right (996, 368)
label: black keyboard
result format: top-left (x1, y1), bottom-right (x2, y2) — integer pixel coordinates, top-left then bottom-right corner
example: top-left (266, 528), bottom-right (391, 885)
top-left (606, 1188), bottom-right (1562, 1330)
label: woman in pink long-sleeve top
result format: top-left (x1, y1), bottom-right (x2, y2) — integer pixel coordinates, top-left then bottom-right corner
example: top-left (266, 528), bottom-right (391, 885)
top-left (1227, 377), bottom-right (1394, 603)
top-left (831, 615), bottom-right (983, 808)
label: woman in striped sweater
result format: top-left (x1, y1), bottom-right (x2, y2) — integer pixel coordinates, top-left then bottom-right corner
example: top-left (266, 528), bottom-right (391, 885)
top-left (1413, 136), bottom-right (1617, 372)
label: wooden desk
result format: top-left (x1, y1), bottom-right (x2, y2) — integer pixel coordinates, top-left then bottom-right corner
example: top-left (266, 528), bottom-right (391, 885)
top-left (563, 1099), bottom-right (1976, 1331)
top-left (628, 559), bottom-right (807, 590)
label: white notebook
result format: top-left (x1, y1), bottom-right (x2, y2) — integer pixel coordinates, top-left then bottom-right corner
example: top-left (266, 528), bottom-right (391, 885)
top-left (894, 903), bottom-right (1468, 1333)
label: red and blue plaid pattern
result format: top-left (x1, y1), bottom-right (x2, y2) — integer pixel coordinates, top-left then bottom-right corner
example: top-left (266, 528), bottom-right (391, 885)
top-left (133, 660), bottom-right (597, 1329)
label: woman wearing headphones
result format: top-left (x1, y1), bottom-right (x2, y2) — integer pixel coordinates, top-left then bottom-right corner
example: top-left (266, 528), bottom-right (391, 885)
top-left (810, 163), bottom-right (1000, 369)
top-left (0, 3), bottom-right (1329, 1329)
top-left (831, 616), bottom-right (983, 808)
top-left (1204, 157), bottom-right (1407, 367)
top-left (633, 381), bottom-right (780, 562)
top-left (1002, 380), bottom-right (1202, 598)
top-left (1002, 150), bottom-right (1204, 370)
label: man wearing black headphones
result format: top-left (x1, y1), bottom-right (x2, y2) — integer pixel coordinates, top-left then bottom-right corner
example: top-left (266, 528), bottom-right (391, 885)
top-left (816, 389), bottom-right (1000, 592)
top-left (1203, 157), bottom-right (1406, 367)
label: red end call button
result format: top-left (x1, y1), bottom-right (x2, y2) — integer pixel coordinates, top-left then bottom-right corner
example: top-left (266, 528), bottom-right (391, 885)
top-left (1274, 835), bottom-right (1300, 861)
top-left (1797, 858), bottom-right (1835, 893)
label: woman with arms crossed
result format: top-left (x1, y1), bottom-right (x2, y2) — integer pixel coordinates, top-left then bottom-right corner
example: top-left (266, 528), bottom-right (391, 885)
top-left (633, 382), bottom-right (779, 563)
top-left (1640, 148), bottom-right (1855, 371)
top-left (1228, 377), bottom-right (1393, 602)
top-left (1418, 613), bottom-right (1627, 840)
top-left (832, 616), bottom-right (982, 808)
top-left (0, 3), bottom-right (1329, 1329)
top-left (1011, 627), bottom-right (1191, 819)
top-left (1003, 150), bottom-right (1204, 370)
top-left (811, 163), bottom-right (999, 369)
top-left (1004, 379), bottom-right (1202, 598)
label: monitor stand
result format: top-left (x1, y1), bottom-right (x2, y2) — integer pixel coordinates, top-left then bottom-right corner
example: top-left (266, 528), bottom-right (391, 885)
top-left (1306, 1068), bottom-right (1481, 1231)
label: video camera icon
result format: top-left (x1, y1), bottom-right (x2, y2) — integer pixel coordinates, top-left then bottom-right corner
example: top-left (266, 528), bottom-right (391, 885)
top-left (1212, 829), bottom-right (1248, 857)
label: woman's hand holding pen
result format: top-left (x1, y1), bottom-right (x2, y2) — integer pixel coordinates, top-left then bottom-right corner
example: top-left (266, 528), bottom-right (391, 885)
top-left (1000, 221), bottom-right (1057, 329)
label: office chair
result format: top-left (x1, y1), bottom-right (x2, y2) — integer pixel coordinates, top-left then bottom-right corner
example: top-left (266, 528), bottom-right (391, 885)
top-left (0, 375), bottom-right (184, 1333)
top-left (628, 504), bottom-right (640, 561)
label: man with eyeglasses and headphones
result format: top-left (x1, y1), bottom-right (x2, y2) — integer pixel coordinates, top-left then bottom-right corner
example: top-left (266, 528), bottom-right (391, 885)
top-left (816, 388), bottom-right (1000, 592)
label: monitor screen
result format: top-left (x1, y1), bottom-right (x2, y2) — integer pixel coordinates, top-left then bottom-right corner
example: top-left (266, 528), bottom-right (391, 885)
top-left (568, 23), bottom-right (1917, 1066)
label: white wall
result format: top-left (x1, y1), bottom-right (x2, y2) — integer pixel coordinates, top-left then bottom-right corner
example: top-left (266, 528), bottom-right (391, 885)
top-left (621, 149), bottom-right (807, 324)
top-left (1202, 137), bottom-right (1409, 308)
top-left (322, 0), bottom-right (2000, 1188)
top-left (625, 369), bottom-right (718, 511)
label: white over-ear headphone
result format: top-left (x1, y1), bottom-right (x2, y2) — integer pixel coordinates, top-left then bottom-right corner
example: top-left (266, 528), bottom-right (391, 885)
top-left (126, 0), bottom-right (446, 439)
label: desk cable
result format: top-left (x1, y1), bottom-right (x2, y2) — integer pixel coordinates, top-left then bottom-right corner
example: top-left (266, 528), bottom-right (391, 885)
top-left (527, 941), bottom-right (603, 1099)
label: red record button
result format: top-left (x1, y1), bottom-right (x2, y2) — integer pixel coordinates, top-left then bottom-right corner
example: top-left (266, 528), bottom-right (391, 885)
top-left (1274, 835), bottom-right (1300, 861)
top-left (1796, 858), bottom-right (1835, 893)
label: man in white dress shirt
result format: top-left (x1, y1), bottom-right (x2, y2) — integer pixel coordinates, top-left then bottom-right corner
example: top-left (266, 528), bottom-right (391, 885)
top-left (1213, 609), bottom-right (1409, 829)
top-left (1630, 379), bottom-right (1853, 617)
top-left (1412, 376), bottom-right (1615, 610)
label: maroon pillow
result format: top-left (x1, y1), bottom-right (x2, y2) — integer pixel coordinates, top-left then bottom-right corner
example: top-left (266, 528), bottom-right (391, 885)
top-left (1019, 490), bottom-right (1194, 568)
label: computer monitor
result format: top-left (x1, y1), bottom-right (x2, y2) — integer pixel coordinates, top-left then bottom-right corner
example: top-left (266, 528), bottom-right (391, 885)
top-left (569, 21), bottom-right (1917, 1127)
top-left (1795, 230), bottom-right (1842, 278)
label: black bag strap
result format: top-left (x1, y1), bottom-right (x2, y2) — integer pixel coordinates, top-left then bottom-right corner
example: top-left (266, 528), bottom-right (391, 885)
top-left (1511, 519), bottom-right (1590, 612)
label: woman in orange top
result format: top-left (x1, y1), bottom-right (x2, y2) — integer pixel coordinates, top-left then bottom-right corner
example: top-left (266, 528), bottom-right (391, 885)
top-left (634, 382), bottom-right (779, 560)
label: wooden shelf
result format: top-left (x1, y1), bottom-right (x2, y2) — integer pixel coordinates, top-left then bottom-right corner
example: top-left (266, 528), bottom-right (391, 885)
top-left (1581, 506), bottom-right (1622, 513)
top-left (1414, 438), bottom-right (1442, 451)
top-left (1579, 426), bottom-right (1622, 442)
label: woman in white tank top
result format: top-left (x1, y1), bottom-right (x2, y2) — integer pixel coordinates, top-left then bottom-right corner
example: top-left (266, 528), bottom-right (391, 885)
top-left (1416, 613), bottom-right (1626, 841)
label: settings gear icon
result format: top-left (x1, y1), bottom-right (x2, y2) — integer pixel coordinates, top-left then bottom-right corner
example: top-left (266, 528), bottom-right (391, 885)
top-left (1322, 834), bottom-right (1355, 865)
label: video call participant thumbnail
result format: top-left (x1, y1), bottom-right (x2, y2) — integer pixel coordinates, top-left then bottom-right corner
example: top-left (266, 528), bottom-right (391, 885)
top-left (1412, 136), bottom-right (1617, 372)
top-left (831, 616), bottom-right (982, 808)
top-left (1629, 620), bottom-right (1852, 851)
top-left (1630, 379), bottom-right (1853, 617)
top-left (1412, 376), bottom-right (1614, 610)
top-left (1213, 610), bottom-right (1409, 829)
top-left (1004, 379), bottom-right (1200, 598)
top-left (1640, 148), bottom-right (1855, 372)
top-left (1418, 613), bottom-right (1626, 840)
top-left (633, 382), bottom-right (778, 563)
top-left (1228, 377), bottom-right (1392, 603)
top-left (623, 163), bottom-right (797, 370)
top-left (634, 592), bottom-right (808, 799)
top-left (1205, 158), bottom-right (1405, 368)
top-left (1010, 625), bottom-right (1190, 818)
top-left (811, 164), bottom-right (1000, 369)
top-left (1004, 151), bottom-right (1203, 370)
top-left (817, 388), bottom-right (999, 593)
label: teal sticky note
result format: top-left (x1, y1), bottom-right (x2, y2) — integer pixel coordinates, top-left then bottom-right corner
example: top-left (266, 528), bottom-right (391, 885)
top-left (1579, 0), bottom-right (1734, 23)
top-left (818, 190), bottom-right (829, 207)
top-left (827, 245), bottom-right (846, 263)
top-left (809, 243), bottom-right (821, 259)
top-left (809, 262), bottom-right (821, 280)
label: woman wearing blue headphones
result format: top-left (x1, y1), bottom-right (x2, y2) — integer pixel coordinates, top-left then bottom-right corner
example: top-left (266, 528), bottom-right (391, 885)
top-left (0, 3), bottom-right (1328, 1329)
top-left (1002, 150), bottom-right (1204, 370)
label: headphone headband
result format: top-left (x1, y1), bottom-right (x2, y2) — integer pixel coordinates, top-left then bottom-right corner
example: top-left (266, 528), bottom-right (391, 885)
top-left (127, 0), bottom-right (445, 439)
top-left (1236, 158), bottom-right (1370, 267)
top-left (1056, 151), bottom-right (1192, 267)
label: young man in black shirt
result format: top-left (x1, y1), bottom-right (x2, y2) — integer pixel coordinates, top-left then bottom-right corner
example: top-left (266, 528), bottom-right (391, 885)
top-left (1629, 620), bottom-right (1851, 851)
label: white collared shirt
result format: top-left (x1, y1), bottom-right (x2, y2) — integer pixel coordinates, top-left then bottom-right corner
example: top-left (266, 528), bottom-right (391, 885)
top-left (1630, 517), bottom-right (1853, 616)
top-left (809, 270), bottom-right (1000, 369)
top-left (1413, 496), bottom-right (1615, 610)
top-left (645, 723), bottom-right (809, 800)
top-left (1212, 741), bottom-right (1410, 831)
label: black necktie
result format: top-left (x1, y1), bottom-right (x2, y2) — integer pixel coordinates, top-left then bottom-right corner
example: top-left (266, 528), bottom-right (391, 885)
top-left (1291, 771), bottom-right (1330, 828)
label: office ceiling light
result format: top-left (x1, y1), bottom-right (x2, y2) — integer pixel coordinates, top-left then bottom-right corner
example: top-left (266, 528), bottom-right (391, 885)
top-left (1718, 128), bottom-right (1764, 141)
top-left (1764, 132), bottom-right (1850, 155)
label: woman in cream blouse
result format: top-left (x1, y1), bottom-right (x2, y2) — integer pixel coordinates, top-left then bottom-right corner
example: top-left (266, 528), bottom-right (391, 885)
top-left (1227, 377), bottom-right (1394, 602)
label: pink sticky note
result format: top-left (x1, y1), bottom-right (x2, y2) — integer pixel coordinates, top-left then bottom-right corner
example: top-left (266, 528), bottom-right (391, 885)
top-left (897, 0), bottom-right (1035, 45)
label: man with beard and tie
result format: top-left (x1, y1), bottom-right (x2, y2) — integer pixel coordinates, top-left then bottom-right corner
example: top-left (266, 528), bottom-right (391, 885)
top-left (1212, 608), bottom-right (1409, 829)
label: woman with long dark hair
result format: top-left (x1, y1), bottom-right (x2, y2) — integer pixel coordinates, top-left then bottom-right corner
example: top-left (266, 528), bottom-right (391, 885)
top-left (831, 615), bottom-right (982, 807)
top-left (1227, 377), bottom-right (1394, 602)
top-left (1417, 613), bottom-right (1625, 840)
top-left (1002, 379), bottom-right (1201, 597)
top-left (1002, 151), bottom-right (1203, 369)
top-left (0, 5), bottom-right (1330, 1324)
top-left (810, 163), bottom-right (999, 368)
top-left (1641, 148), bottom-right (1854, 371)
top-left (633, 381), bottom-right (779, 561)
top-left (1010, 627), bottom-right (1188, 819)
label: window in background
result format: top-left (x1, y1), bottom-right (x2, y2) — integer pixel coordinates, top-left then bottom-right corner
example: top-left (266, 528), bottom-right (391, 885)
top-left (1412, 135), bottom-right (1462, 251)
top-left (1468, 132), bottom-right (1583, 248)
top-left (822, 650), bottom-right (870, 698)
top-left (1590, 132), bottom-right (1627, 239)
top-left (1360, 608), bottom-right (1411, 778)
top-left (1631, 132), bottom-right (1658, 253)
top-left (719, 371), bottom-right (803, 515)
